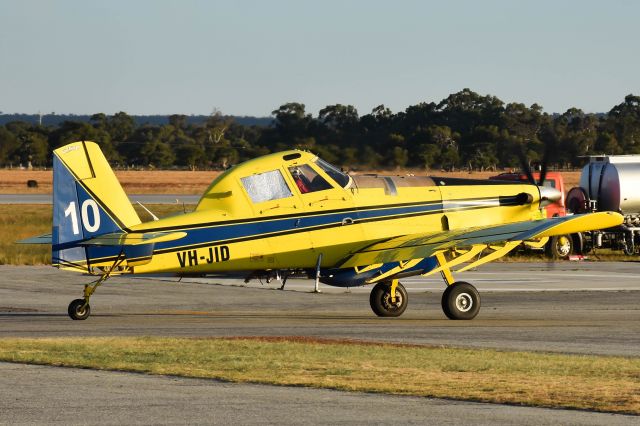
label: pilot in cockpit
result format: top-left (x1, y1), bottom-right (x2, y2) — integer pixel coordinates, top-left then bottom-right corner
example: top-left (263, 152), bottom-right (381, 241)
top-left (291, 167), bottom-right (311, 193)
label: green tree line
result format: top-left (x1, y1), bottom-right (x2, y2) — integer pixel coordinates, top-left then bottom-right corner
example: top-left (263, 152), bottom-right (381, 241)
top-left (2, 89), bottom-right (640, 171)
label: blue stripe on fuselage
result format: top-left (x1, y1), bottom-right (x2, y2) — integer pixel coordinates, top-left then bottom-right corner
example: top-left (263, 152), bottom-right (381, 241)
top-left (152, 201), bottom-right (445, 252)
top-left (62, 201), bottom-right (446, 263)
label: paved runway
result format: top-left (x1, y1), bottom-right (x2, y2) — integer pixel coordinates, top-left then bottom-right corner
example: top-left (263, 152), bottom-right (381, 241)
top-left (1, 362), bottom-right (637, 426)
top-left (1, 262), bottom-right (639, 424)
top-left (2, 262), bottom-right (639, 356)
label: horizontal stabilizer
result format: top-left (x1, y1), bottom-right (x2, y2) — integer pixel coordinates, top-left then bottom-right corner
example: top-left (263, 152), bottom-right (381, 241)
top-left (79, 231), bottom-right (187, 246)
top-left (16, 233), bottom-right (53, 244)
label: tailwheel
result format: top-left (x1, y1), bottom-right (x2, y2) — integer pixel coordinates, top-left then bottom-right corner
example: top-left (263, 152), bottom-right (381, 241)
top-left (68, 298), bottom-right (91, 320)
top-left (369, 281), bottom-right (408, 317)
top-left (441, 281), bottom-right (480, 320)
top-left (66, 268), bottom-right (115, 320)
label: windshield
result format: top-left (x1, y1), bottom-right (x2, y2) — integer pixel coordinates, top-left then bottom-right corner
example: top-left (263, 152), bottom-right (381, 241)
top-left (315, 158), bottom-right (351, 188)
top-left (288, 164), bottom-right (332, 194)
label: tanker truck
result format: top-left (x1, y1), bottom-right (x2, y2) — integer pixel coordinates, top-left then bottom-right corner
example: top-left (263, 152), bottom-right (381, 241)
top-left (565, 155), bottom-right (640, 256)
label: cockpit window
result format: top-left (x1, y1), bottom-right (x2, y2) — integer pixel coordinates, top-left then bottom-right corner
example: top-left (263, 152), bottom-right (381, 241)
top-left (315, 158), bottom-right (350, 188)
top-left (241, 170), bottom-right (292, 203)
top-left (288, 164), bottom-right (332, 194)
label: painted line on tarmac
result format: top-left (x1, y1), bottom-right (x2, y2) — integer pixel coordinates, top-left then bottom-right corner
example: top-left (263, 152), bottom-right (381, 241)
top-left (461, 271), bottom-right (640, 279)
top-left (209, 284), bottom-right (640, 293)
top-left (133, 277), bottom-right (640, 292)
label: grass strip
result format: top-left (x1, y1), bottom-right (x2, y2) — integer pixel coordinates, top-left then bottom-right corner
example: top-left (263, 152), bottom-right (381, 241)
top-left (0, 336), bottom-right (638, 414)
top-left (1, 205), bottom-right (51, 264)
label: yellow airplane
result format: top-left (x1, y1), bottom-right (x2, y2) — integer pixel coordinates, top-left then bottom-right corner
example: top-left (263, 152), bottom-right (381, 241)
top-left (20, 141), bottom-right (622, 320)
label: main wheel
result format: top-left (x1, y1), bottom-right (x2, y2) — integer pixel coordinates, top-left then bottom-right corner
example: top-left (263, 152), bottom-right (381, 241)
top-left (545, 235), bottom-right (573, 259)
top-left (369, 282), bottom-right (408, 317)
top-left (68, 299), bottom-right (90, 320)
top-left (441, 282), bottom-right (480, 320)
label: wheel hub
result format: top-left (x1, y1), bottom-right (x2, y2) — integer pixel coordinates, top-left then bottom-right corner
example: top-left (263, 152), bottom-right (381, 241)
top-left (557, 236), bottom-right (571, 256)
top-left (383, 292), bottom-right (403, 310)
top-left (455, 293), bottom-right (473, 312)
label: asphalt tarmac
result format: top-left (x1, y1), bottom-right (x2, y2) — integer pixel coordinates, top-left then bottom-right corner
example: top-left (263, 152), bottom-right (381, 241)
top-left (2, 263), bottom-right (639, 356)
top-left (1, 262), bottom-right (639, 424)
top-left (1, 362), bottom-right (637, 426)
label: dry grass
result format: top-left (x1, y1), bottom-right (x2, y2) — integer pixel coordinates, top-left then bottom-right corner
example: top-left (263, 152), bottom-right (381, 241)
top-left (0, 170), bottom-right (220, 194)
top-left (0, 336), bottom-right (638, 414)
top-left (1, 205), bottom-right (51, 265)
top-left (0, 170), bottom-right (54, 194)
top-left (0, 169), bottom-right (582, 194)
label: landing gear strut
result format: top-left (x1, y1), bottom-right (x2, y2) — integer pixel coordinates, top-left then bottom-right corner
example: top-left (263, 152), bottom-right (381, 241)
top-left (67, 274), bottom-right (108, 320)
top-left (67, 255), bottom-right (124, 320)
top-left (369, 280), bottom-right (408, 317)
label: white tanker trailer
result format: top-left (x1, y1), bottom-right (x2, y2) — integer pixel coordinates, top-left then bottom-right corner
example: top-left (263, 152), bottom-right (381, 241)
top-left (566, 155), bottom-right (640, 255)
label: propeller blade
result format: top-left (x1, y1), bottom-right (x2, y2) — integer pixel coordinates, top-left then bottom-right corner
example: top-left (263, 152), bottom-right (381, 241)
top-left (516, 144), bottom-right (535, 185)
top-left (538, 141), bottom-right (554, 185)
top-left (538, 160), bottom-right (547, 186)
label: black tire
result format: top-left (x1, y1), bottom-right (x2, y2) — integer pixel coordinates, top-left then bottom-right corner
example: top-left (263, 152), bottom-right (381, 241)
top-left (572, 233), bottom-right (585, 255)
top-left (441, 282), bottom-right (480, 320)
top-left (545, 235), bottom-right (573, 259)
top-left (68, 299), bottom-right (90, 320)
top-left (369, 282), bottom-right (408, 317)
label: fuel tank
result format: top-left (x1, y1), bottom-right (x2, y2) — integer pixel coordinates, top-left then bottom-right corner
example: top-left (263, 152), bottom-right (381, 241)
top-left (580, 155), bottom-right (640, 215)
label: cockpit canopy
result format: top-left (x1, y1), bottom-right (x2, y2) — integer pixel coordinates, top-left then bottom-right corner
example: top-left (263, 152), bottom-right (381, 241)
top-left (195, 150), bottom-right (351, 212)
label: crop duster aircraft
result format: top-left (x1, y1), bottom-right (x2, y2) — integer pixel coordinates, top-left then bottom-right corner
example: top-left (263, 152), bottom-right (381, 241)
top-left (20, 141), bottom-right (622, 320)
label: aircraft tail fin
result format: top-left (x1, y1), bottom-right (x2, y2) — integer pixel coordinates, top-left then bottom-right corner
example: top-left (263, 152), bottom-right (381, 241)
top-left (52, 141), bottom-right (141, 270)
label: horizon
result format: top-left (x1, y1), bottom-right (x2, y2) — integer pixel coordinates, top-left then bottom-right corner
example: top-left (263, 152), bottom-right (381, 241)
top-left (0, 98), bottom-right (619, 119)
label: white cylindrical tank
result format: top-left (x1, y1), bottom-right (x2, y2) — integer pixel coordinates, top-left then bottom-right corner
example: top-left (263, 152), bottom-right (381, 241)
top-left (580, 155), bottom-right (640, 215)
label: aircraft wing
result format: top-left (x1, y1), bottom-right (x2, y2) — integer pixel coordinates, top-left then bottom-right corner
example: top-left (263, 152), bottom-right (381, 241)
top-left (339, 211), bottom-right (623, 268)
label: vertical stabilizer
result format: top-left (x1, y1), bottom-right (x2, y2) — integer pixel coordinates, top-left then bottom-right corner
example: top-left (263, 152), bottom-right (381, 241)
top-left (52, 141), bottom-right (141, 270)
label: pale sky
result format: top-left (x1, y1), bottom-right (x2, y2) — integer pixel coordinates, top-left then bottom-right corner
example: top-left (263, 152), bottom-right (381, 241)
top-left (1, 0), bottom-right (638, 116)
